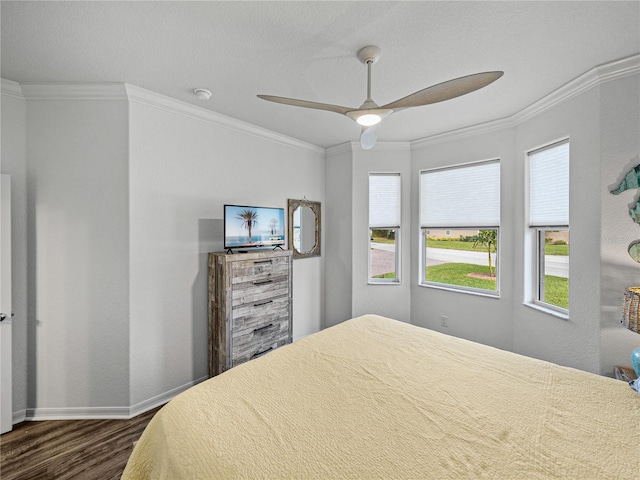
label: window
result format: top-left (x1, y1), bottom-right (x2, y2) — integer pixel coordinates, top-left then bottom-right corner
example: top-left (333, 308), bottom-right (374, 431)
top-left (420, 160), bottom-right (500, 294)
top-left (369, 173), bottom-right (401, 283)
top-left (528, 140), bottom-right (569, 313)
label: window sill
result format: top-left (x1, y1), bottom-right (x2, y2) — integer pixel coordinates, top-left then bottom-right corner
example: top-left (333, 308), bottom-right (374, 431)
top-left (523, 302), bottom-right (569, 320)
top-left (419, 282), bottom-right (500, 299)
top-left (368, 280), bottom-right (401, 285)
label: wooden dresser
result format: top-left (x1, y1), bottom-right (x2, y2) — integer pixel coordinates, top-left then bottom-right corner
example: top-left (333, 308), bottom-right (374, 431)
top-left (208, 250), bottom-right (292, 376)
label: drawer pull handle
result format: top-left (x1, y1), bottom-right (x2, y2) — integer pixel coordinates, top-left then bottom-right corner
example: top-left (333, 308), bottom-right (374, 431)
top-left (254, 260), bottom-right (273, 264)
top-left (253, 323), bottom-right (274, 333)
top-left (253, 279), bottom-right (273, 285)
top-left (254, 300), bottom-right (273, 307)
top-left (252, 347), bottom-right (274, 358)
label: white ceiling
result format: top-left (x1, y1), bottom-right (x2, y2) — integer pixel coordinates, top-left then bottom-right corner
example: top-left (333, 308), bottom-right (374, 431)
top-left (2, 1), bottom-right (639, 148)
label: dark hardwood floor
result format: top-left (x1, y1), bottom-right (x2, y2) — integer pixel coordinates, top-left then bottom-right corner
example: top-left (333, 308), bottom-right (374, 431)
top-left (0, 406), bottom-right (162, 479)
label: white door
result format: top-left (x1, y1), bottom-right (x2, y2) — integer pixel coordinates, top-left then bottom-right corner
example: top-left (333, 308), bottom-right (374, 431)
top-left (1, 174), bottom-right (13, 433)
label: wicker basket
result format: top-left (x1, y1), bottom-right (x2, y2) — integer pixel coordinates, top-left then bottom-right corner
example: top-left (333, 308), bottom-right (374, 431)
top-left (622, 287), bottom-right (640, 334)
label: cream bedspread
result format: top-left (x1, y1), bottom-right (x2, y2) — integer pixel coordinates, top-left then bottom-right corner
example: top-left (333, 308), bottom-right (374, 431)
top-left (122, 315), bottom-right (640, 479)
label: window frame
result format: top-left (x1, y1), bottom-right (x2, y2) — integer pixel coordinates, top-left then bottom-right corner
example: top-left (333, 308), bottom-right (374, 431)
top-left (421, 227), bottom-right (500, 296)
top-left (526, 139), bottom-right (570, 316)
top-left (532, 227), bottom-right (569, 314)
top-left (368, 227), bottom-right (400, 284)
top-left (368, 173), bottom-right (401, 285)
top-left (419, 159), bottom-right (501, 296)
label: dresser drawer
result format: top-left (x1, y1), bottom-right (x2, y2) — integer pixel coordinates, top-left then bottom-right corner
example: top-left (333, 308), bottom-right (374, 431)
top-left (231, 321), bottom-right (289, 367)
top-left (232, 295), bottom-right (289, 334)
top-left (231, 256), bottom-right (290, 284)
top-left (231, 276), bottom-right (289, 307)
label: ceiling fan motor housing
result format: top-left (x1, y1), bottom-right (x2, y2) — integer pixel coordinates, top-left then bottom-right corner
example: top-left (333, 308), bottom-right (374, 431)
top-left (357, 45), bottom-right (381, 65)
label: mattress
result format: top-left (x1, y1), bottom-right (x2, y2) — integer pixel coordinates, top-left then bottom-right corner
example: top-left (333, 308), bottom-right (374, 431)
top-left (122, 314), bottom-right (640, 479)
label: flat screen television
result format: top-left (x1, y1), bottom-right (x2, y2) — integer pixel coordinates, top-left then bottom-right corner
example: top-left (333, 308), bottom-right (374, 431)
top-left (224, 204), bottom-right (285, 251)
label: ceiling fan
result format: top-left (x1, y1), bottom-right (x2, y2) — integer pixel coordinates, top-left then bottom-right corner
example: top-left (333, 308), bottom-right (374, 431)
top-left (258, 46), bottom-right (503, 149)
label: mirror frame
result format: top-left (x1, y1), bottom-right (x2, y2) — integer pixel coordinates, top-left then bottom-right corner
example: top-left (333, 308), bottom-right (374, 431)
top-left (288, 198), bottom-right (321, 259)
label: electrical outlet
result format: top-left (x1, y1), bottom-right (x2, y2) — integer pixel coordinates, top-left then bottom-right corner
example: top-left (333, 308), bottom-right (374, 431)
top-left (440, 315), bottom-right (448, 327)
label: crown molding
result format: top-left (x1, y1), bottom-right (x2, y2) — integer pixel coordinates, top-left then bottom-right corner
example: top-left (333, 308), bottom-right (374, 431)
top-left (7, 53), bottom-right (638, 155)
top-left (19, 83), bottom-right (127, 100)
top-left (1, 78), bottom-right (24, 99)
top-left (326, 140), bottom-right (412, 157)
top-left (594, 53), bottom-right (640, 84)
top-left (412, 53), bottom-right (640, 149)
top-left (124, 84), bottom-right (324, 155)
top-left (356, 141), bottom-right (412, 152)
top-left (410, 116), bottom-right (513, 150)
top-left (325, 142), bottom-right (354, 158)
top-left (7, 80), bottom-right (324, 155)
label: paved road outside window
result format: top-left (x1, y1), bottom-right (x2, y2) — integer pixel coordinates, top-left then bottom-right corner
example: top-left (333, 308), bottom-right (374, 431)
top-left (370, 243), bottom-right (568, 278)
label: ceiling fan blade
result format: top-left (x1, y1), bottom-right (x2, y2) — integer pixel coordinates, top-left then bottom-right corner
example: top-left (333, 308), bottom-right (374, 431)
top-left (360, 125), bottom-right (377, 150)
top-left (381, 71), bottom-right (504, 110)
top-left (257, 95), bottom-right (352, 115)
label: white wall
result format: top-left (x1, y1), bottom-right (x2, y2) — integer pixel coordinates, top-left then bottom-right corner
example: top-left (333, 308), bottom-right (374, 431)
top-left (410, 129), bottom-right (516, 351)
top-left (599, 72), bottom-right (640, 374)
top-left (1, 80), bottom-right (28, 419)
top-left (23, 87), bottom-right (131, 412)
top-left (325, 62), bottom-right (638, 377)
top-left (127, 87), bottom-right (325, 406)
top-left (409, 84), bottom-right (603, 372)
top-left (324, 144), bottom-right (353, 328)
top-left (512, 87), bottom-right (601, 372)
top-left (324, 142), bottom-right (412, 326)
top-left (352, 143), bottom-right (412, 323)
top-left (406, 62), bottom-right (639, 375)
top-left (4, 82), bottom-right (325, 417)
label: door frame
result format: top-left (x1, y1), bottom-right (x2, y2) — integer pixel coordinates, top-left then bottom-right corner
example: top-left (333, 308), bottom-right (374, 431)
top-left (1, 174), bottom-right (13, 433)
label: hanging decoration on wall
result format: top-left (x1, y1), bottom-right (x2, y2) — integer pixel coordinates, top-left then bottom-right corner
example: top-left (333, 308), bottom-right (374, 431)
top-left (611, 164), bottom-right (640, 194)
top-left (610, 162), bottom-right (640, 262)
top-left (612, 162), bottom-right (640, 383)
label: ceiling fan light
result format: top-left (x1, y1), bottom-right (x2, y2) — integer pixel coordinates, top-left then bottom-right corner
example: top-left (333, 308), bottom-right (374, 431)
top-left (347, 108), bottom-right (393, 126)
top-left (360, 126), bottom-right (377, 150)
top-left (356, 114), bottom-right (382, 126)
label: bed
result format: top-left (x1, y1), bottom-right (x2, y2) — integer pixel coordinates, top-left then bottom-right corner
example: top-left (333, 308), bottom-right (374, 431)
top-left (122, 315), bottom-right (639, 479)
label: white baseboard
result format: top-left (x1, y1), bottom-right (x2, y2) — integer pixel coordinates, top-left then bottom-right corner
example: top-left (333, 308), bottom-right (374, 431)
top-left (12, 409), bottom-right (26, 425)
top-left (19, 375), bottom-right (209, 422)
top-left (128, 375), bottom-right (208, 418)
top-left (25, 406), bottom-right (131, 421)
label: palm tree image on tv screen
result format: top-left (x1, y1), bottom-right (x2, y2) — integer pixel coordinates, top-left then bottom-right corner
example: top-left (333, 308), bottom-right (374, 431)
top-left (238, 209), bottom-right (258, 244)
top-left (224, 205), bottom-right (285, 249)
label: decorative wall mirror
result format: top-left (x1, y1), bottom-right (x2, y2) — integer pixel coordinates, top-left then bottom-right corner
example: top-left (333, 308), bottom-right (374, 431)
top-left (288, 198), bottom-right (321, 259)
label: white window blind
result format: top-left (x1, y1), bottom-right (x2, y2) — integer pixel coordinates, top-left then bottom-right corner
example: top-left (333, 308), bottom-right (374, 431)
top-left (529, 141), bottom-right (569, 226)
top-left (369, 173), bottom-right (401, 228)
top-left (420, 161), bottom-right (500, 228)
